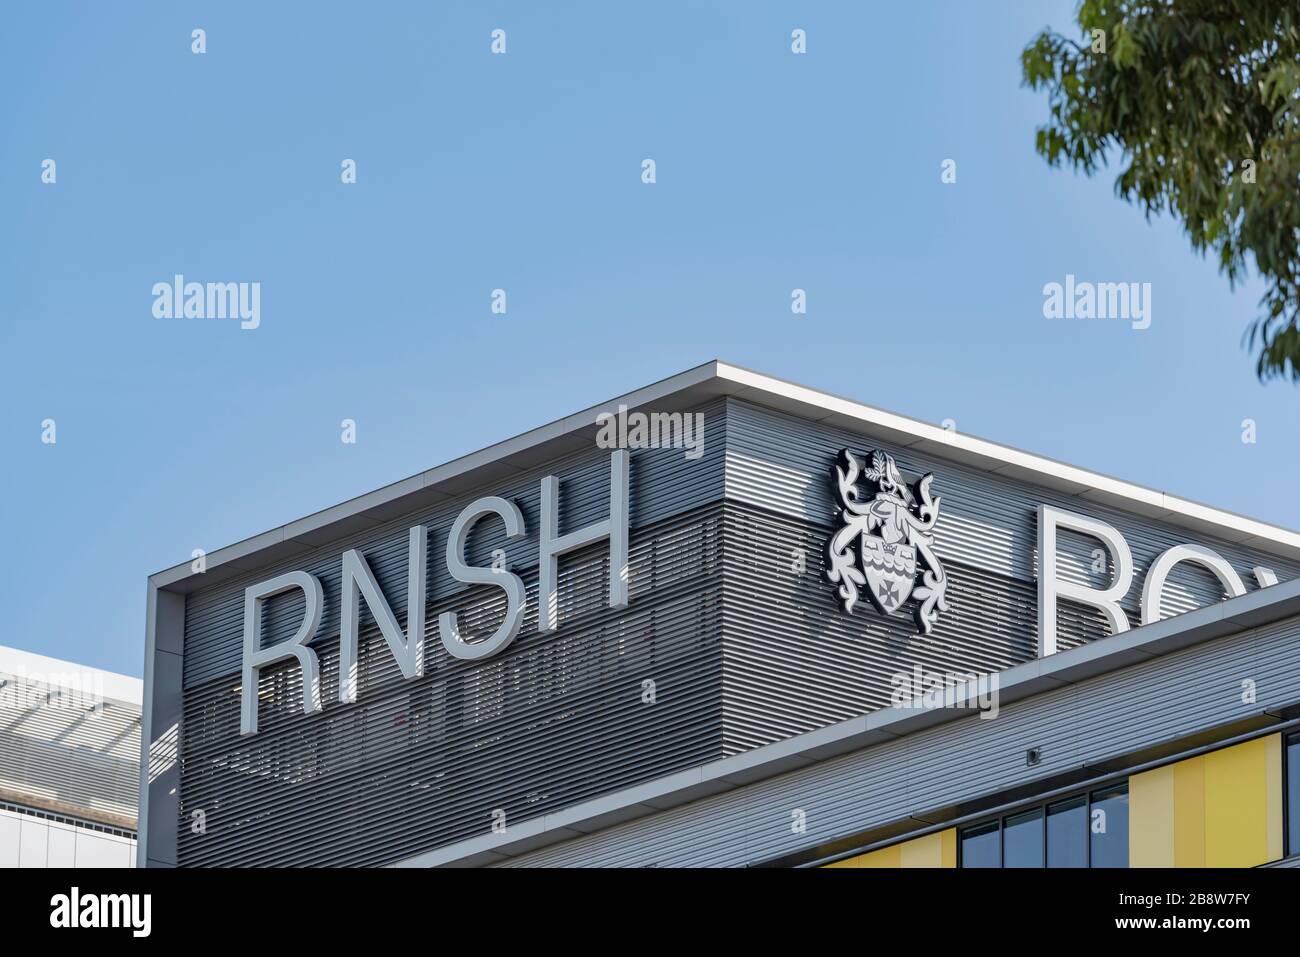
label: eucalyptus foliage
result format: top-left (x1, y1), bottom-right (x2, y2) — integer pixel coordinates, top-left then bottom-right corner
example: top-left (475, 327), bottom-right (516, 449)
top-left (1023, 1), bottom-right (1300, 379)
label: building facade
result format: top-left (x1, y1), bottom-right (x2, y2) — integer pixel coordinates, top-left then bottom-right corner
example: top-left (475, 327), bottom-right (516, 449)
top-left (140, 362), bottom-right (1300, 867)
top-left (1, 646), bottom-right (141, 867)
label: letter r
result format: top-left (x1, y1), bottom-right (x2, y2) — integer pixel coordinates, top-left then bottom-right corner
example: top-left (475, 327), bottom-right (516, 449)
top-left (240, 571), bottom-right (325, 734)
top-left (1036, 505), bottom-right (1133, 657)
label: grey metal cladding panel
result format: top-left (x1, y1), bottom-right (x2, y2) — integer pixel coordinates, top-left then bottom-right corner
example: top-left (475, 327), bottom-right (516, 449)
top-left (723, 398), bottom-right (1300, 619)
top-left (177, 507), bottom-right (726, 866)
top-left (501, 614), bottom-right (1300, 867)
top-left (0, 676), bottom-right (140, 820)
top-left (1072, 614), bottom-right (1300, 765)
top-left (502, 734), bottom-right (917, 868)
top-left (717, 501), bottom-right (1106, 754)
top-left (181, 400), bottom-right (727, 689)
top-left (901, 613), bottom-right (1300, 838)
top-left (1252, 619), bottom-right (1300, 712)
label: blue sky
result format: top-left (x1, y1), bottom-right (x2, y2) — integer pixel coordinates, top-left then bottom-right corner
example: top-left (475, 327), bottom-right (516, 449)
top-left (3, 2), bottom-right (1297, 676)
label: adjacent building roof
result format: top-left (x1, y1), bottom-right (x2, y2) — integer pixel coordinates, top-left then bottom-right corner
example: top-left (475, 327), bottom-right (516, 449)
top-left (0, 645), bottom-right (142, 829)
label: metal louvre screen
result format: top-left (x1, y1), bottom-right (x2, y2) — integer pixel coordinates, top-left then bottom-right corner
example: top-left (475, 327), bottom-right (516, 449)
top-left (0, 672), bottom-right (139, 827)
top-left (177, 506), bottom-right (725, 866)
top-left (716, 397), bottom-right (1300, 753)
top-left (719, 501), bottom-right (1041, 752)
top-left (717, 500), bottom-right (1177, 751)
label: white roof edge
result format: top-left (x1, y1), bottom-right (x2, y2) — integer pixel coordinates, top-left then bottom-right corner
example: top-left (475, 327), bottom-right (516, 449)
top-left (711, 361), bottom-right (1300, 552)
top-left (0, 644), bottom-right (143, 706)
top-left (148, 360), bottom-right (722, 588)
top-left (150, 358), bottom-right (1300, 589)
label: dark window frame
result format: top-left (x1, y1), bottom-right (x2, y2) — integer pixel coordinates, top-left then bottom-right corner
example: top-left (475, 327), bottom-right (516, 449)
top-left (1001, 806), bottom-right (1044, 867)
top-left (957, 782), bottom-right (1129, 868)
top-left (1045, 793), bottom-right (1089, 867)
top-left (1286, 731), bottom-right (1300, 858)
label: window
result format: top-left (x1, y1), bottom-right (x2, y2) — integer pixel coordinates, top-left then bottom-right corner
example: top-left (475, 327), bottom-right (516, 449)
top-left (1088, 784), bottom-right (1129, 868)
top-left (1046, 795), bottom-right (1087, 867)
top-left (958, 783), bottom-right (1129, 867)
top-left (958, 821), bottom-right (999, 868)
top-left (1287, 732), bottom-right (1300, 857)
top-left (1002, 808), bottom-right (1043, 867)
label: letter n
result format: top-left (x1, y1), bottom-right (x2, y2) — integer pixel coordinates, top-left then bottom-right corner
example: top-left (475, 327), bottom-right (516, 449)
top-left (338, 526), bottom-right (427, 703)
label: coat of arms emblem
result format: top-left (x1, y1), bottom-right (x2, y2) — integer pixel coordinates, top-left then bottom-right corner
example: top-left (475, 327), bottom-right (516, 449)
top-left (826, 448), bottom-right (949, 634)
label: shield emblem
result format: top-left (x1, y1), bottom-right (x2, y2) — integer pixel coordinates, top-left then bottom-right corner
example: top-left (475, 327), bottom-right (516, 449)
top-left (827, 448), bottom-right (948, 634)
top-left (860, 535), bottom-right (917, 615)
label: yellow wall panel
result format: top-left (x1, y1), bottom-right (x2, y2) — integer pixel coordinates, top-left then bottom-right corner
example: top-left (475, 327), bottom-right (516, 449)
top-left (1130, 734), bottom-right (1283, 868)
top-left (1130, 763), bottom-right (1174, 867)
top-left (899, 829), bottom-right (956, 868)
top-left (1204, 735), bottom-right (1281, 866)
top-left (860, 844), bottom-right (903, 868)
top-left (825, 828), bottom-right (955, 868)
top-left (1172, 757), bottom-right (1205, 867)
top-left (939, 828), bottom-right (957, 868)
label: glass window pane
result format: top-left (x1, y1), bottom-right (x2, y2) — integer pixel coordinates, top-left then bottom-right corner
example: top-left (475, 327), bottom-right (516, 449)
top-left (1089, 784), bottom-right (1129, 868)
top-left (1002, 808), bottom-right (1044, 868)
top-left (960, 821), bottom-right (999, 868)
top-left (1047, 795), bottom-right (1087, 867)
top-left (1288, 735), bottom-right (1300, 856)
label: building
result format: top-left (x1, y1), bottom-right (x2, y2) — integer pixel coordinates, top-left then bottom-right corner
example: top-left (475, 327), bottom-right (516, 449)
top-left (1, 645), bottom-right (141, 867)
top-left (140, 361), bottom-right (1300, 867)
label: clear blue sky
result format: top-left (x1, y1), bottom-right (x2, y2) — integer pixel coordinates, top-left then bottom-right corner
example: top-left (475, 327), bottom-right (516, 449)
top-left (3, 2), bottom-right (1297, 676)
